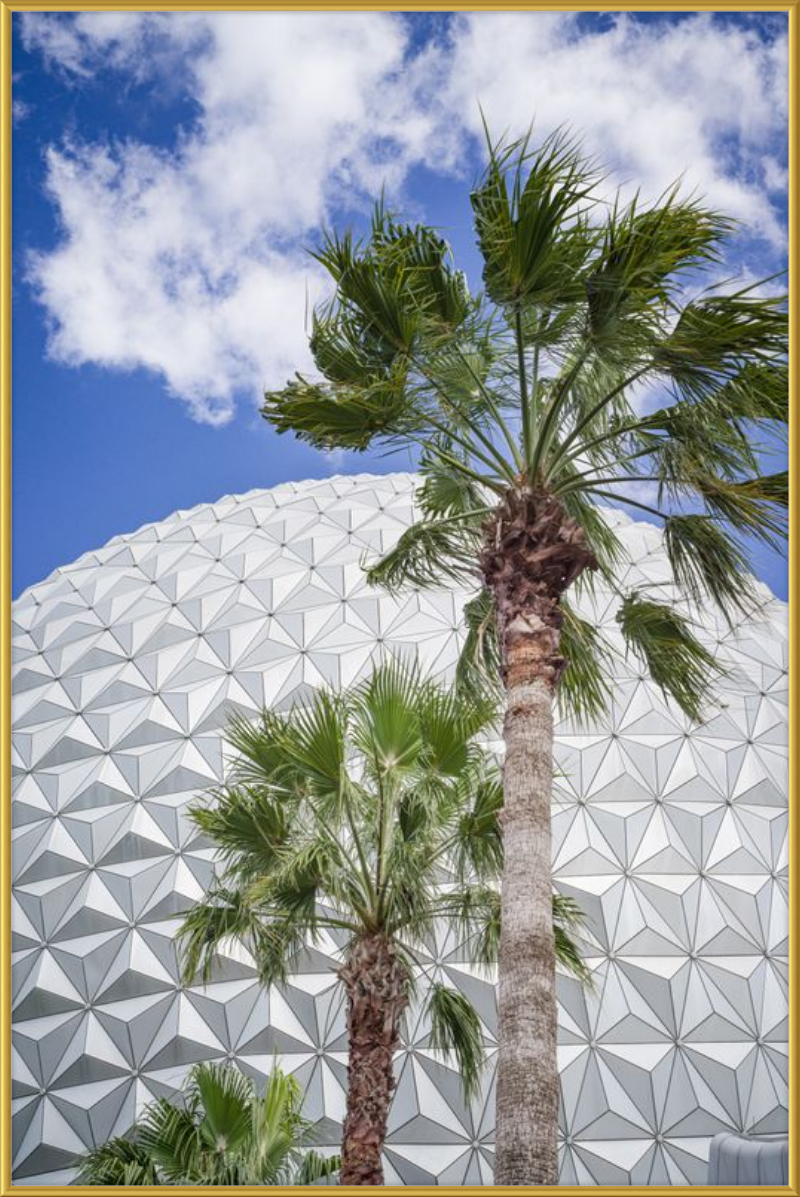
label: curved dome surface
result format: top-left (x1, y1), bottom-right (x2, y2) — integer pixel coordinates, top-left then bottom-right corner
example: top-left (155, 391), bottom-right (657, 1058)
top-left (11, 473), bottom-right (788, 1185)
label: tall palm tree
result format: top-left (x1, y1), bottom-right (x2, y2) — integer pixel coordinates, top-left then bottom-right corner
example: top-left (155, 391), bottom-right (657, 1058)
top-left (74, 1061), bottom-right (339, 1186)
top-left (260, 129), bottom-right (787, 1184)
top-left (177, 661), bottom-right (588, 1185)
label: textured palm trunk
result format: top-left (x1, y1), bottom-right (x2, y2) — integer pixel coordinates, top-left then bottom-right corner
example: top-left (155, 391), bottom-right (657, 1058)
top-left (338, 933), bottom-right (409, 1186)
top-left (495, 640), bottom-right (560, 1185)
top-left (480, 488), bottom-right (596, 1186)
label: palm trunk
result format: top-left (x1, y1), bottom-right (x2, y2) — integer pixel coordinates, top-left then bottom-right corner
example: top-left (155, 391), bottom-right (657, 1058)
top-left (480, 488), bottom-right (596, 1186)
top-left (495, 630), bottom-right (560, 1185)
top-left (338, 932), bottom-right (409, 1185)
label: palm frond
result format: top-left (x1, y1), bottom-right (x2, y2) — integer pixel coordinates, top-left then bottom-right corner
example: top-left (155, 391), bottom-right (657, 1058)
top-left (249, 1067), bottom-right (310, 1184)
top-left (426, 982), bottom-right (486, 1102)
top-left (225, 706), bottom-right (295, 789)
top-left (262, 368), bottom-right (417, 453)
top-left (250, 839), bottom-right (339, 931)
top-left (552, 891), bottom-right (585, 929)
top-left (178, 882), bottom-right (314, 989)
top-left (455, 588), bottom-right (503, 703)
top-left (451, 770), bottom-right (504, 882)
top-left (617, 593), bottom-right (719, 721)
top-left (194, 1062), bottom-right (254, 1156)
top-left (280, 689), bottom-right (347, 802)
top-left (712, 360), bottom-right (788, 427)
top-left (656, 290), bottom-right (787, 402)
top-left (697, 471), bottom-right (787, 549)
top-left (295, 1150), bottom-right (341, 1185)
top-left (137, 1098), bottom-right (203, 1183)
top-left (365, 516), bottom-right (480, 592)
top-left (663, 514), bottom-right (757, 621)
top-left (417, 453), bottom-right (490, 519)
top-left (472, 125), bottom-right (598, 310)
top-left (328, 253), bottom-right (422, 355)
top-left (414, 676), bottom-right (496, 779)
top-left (187, 784), bottom-right (290, 879)
top-left (74, 1137), bottom-right (158, 1186)
top-left (177, 884), bottom-right (264, 985)
top-left (586, 188), bottom-right (731, 356)
top-left (350, 657), bottom-right (427, 775)
top-left (559, 600), bottom-right (613, 725)
top-left (365, 206), bottom-right (472, 332)
top-left (309, 309), bottom-right (394, 385)
top-left (640, 400), bottom-right (761, 498)
top-left (553, 893), bottom-right (592, 984)
top-left (433, 884), bottom-right (501, 967)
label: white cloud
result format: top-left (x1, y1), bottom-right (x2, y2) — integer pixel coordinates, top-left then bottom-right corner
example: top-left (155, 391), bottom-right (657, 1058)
top-left (19, 11), bottom-right (787, 424)
top-left (441, 12), bottom-right (787, 245)
top-left (22, 12), bottom-right (448, 423)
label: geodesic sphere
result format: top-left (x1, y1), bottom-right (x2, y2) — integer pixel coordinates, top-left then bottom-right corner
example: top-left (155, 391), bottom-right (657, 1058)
top-left (11, 473), bottom-right (788, 1185)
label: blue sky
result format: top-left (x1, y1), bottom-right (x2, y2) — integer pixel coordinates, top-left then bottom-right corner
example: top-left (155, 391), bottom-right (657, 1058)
top-left (12, 10), bottom-right (788, 599)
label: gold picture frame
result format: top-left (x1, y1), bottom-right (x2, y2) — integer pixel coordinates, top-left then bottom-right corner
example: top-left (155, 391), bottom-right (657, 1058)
top-left (0, 1), bottom-right (796, 1193)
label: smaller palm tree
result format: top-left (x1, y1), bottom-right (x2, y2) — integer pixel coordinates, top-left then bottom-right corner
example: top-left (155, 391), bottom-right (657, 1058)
top-left (74, 1061), bottom-right (339, 1186)
top-left (177, 661), bottom-right (587, 1185)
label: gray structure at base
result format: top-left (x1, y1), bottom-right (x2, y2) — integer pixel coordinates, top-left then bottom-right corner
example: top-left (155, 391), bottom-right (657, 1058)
top-left (11, 474), bottom-right (788, 1185)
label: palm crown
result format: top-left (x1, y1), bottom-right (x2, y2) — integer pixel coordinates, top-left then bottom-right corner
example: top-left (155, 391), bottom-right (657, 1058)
top-left (180, 661), bottom-right (586, 1082)
top-left (74, 1061), bottom-right (338, 1186)
top-left (263, 128), bottom-right (786, 722)
top-left (177, 661), bottom-right (587, 1183)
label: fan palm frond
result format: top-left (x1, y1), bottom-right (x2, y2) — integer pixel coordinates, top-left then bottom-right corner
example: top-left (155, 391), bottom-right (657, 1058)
top-left (177, 883), bottom-right (265, 985)
top-left (193, 1062), bottom-right (255, 1157)
top-left (73, 1138), bottom-right (157, 1186)
top-left (559, 601), bottom-right (614, 725)
top-left (472, 125), bottom-right (599, 311)
top-left (75, 1062), bottom-right (332, 1186)
top-left (617, 593), bottom-right (719, 721)
top-left (698, 471), bottom-right (787, 549)
top-left (365, 514), bottom-right (482, 592)
top-left (455, 588), bottom-right (503, 703)
top-left (427, 982), bottom-right (486, 1102)
top-left (656, 290), bottom-right (787, 402)
top-left (587, 187), bottom-right (731, 355)
top-left (663, 514), bottom-right (756, 621)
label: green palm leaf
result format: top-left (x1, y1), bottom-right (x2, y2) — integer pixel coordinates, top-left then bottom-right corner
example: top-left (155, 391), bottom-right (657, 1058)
top-left (472, 125), bottom-right (598, 310)
top-left (656, 291), bottom-right (787, 401)
top-left (194, 1062), bottom-right (255, 1156)
top-left (559, 600), bottom-right (613, 726)
top-left (295, 1148), bottom-right (342, 1184)
top-left (188, 784), bottom-right (289, 878)
top-left (74, 1062), bottom-right (332, 1186)
top-left (452, 769), bottom-right (504, 881)
top-left (698, 471), bottom-right (787, 549)
top-left (427, 982), bottom-right (485, 1102)
top-left (262, 369), bottom-right (416, 452)
top-left (365, 514), bottom-right (482, 592)
top-left (137, 1098), bottom-right (203, 1182)
top-left (587, 188), bottom-right (731, 355)
top-left (617, 593), bottom-right (719, 721)
top-left (663, 514), bottom-right (756, 620)
top-left (73, 1138), bottom-right (157, 1186)
top-left (455, 588), bottom-right (503, 703)
top-left (553, 893), bottom-right (592, 985)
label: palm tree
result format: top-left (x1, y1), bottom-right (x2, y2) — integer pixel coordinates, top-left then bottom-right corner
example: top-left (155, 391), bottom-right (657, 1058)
top-left (260, 129), bottom-right (787, 1184)
top-left (176, 660), bottom-right (588, 1185)
top-left (74, 1060), bottom-right (339, 1185)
